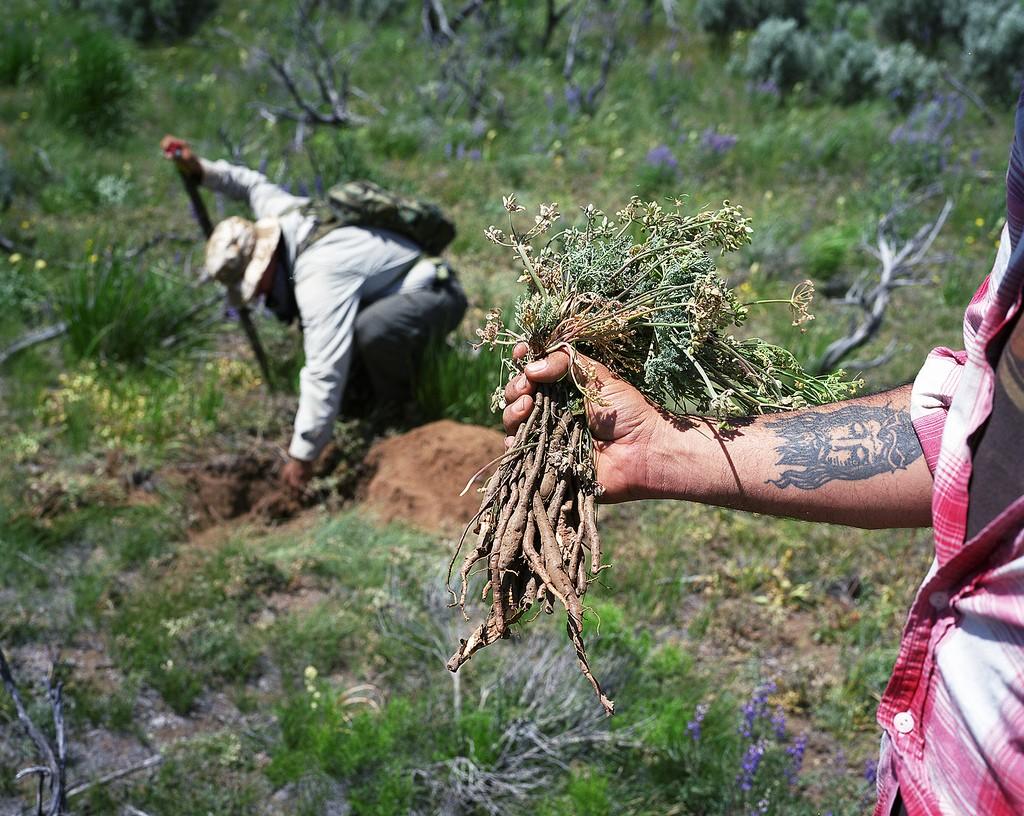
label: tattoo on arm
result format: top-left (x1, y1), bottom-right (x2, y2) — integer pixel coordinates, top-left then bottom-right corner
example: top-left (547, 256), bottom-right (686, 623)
top-left (765, 403), bottom-right (923, 490)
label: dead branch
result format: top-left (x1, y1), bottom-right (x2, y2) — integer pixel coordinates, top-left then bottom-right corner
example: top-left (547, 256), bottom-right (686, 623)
top-left (123, 232), bottom-right (196, 261)
top-left (815, 187), bottom-right (952, 374)
top-left (422, 0), bottom-right (492, 44)
top-left (562, 0), bottom-right (624, 115)
top-left (642, 0), bottom-right (678, 30)
top-left (0, 323), bottom-right (68, 368)
top-left (66, 755), bottom-right (164, 800)
top-left (218, 0), bottom-right (378, 129)
top-left (941, 70), bottom-right (996, 126)
top-left (540, 0), bottom-right (576, 51)
top-left (435, 45), bottom-right (507, 121)
top-left (0, 646), bottom-right (67, 816)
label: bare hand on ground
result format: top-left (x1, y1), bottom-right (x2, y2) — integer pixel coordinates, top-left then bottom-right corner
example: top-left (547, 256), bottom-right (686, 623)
top-left (281, 457), bottom-right (313, 492)
top-left (502, 343), bottom-right (670, 503)
top-left (160, 134), bottom-right (202, 180)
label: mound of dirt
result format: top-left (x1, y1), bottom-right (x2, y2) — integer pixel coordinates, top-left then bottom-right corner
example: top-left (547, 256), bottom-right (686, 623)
top-left (361, 420), bottom-right (504, 534)
top-left (182, 452), bottom-right (303, 528)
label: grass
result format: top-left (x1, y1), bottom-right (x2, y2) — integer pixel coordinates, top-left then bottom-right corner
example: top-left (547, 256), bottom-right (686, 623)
top-left (56, 252), bottom-right (212, 366)
top-left (415, 335), bottom-right (504, 428)
top-left (0, 0), bottom-right (1014, 811)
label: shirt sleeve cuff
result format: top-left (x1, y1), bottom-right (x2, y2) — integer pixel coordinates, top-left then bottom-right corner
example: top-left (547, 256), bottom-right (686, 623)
top-left (910, 346), bottom-right (967, 474)
top-left (287, 435), bottom-right (320, 463)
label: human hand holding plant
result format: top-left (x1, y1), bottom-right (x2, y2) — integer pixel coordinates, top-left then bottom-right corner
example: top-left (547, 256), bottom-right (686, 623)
top-left (449, 193), bottom-right (857, 715)
top-left (503, 343), bottom-right (674, 504)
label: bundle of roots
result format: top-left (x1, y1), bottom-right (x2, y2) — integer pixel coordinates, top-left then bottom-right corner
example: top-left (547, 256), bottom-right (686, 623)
top-left (446, 382), bottom-right (614, 715)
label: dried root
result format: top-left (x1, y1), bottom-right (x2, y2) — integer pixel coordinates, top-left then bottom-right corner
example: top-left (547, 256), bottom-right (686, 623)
top-left (447, 383), bottom-right (614, 716)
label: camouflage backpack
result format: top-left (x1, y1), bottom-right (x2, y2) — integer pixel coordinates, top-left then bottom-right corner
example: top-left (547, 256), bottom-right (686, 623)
top-left (300, 180), bottom-right (456, 256)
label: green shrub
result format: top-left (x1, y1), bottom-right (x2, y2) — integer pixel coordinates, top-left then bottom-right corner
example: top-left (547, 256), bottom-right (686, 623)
top-left (962, 1), bottom-right (1024, 101)
top-left (868, 0), bottom-right (966, 50)
top-left (874, 42), bottom-right (941, 106)
top-left (825, 31), bottom-right (879, 104)
top-left (44, 27), bottom-right (136, 135)
top-left (56, 253), bottom-right (210, 365)
top-left (0, 20), bottom-right (38, 85)
top-left (696, 0), bottom-right (808, 36)
top-left (83, 0), bottom-right (219, 42)
top-left (742, 18), bottom-right (822, 94)
top-left (802, 224), bottom-right (861, 280)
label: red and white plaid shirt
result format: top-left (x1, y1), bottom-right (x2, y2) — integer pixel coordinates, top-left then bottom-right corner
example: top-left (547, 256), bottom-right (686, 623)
top-left (874, 92), bottom-right (1024, 816)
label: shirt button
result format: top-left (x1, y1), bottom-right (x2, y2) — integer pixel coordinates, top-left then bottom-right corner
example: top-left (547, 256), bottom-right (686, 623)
top-left (894, 711), bottom-right (915, 734)
top-left (929, 591), bottom-right (949, 610)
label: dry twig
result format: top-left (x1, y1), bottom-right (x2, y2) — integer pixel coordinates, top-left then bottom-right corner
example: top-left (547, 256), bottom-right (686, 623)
top-left (815, 187), bottom-right (952, 374)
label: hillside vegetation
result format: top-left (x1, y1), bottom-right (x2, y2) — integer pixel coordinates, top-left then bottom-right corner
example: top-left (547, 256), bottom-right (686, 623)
top-left (0, 0), bottom-right (1019, 813)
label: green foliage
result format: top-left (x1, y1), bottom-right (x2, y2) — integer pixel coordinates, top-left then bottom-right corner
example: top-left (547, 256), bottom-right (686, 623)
top-left (868, 0), bottom-right (966, 50)
top-left (874, 43), bottom-right (942, 106)
top-left (56, 253), bottom-right (209, 365)
top-left (824, 31), bottom-right (879, 104)
top-left (84, 0), bottom-right (219, 42)
top-left (269, 690), bottom-right (418, 812)
top-left (415, 336), bottom-right (503, 427)
top-left (962, 1), bottom-right (1024, 101)
top-left (696, 0), bottom-right (808, 36)
top-left (802, 223), bottom-right (861, 280)
top-left (742, 18), bottom-right (822, 95)
top-left (43, 26), bottom-right (137, 135)
top-left (136, 732), bottom-right (265, 814)
top-left (304, 128), bottom-right (381, 188)
top-left (486, 197), bottom-right (855, 418)
top-left (0, 20), bottom-right (38, 85)
top-left (109, 546), bottom-right (271, 713)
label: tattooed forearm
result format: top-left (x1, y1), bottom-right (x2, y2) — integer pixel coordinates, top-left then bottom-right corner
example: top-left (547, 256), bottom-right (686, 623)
top-left (764, 403), bottom-right (923, 490)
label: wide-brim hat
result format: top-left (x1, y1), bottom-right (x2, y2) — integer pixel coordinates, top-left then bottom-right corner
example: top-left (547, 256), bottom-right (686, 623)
top-left (202, 215), bottom-right (281, 303)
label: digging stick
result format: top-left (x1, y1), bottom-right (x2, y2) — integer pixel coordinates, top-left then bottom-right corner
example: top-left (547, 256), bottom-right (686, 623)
top-left (172, 161), bottom-right (275, 391)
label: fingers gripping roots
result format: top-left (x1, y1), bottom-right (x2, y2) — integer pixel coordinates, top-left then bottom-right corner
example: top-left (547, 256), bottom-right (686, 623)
top-left (447, 383), bottom-right (614, 716)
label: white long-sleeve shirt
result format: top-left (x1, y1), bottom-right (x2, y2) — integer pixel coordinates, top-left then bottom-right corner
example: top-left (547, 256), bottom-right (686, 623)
top-left (200, 159), bottom-right (432, 461)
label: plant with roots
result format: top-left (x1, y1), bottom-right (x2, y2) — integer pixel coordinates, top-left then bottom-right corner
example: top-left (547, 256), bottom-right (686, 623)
top-left (447, 194), bottom-right (859, 715)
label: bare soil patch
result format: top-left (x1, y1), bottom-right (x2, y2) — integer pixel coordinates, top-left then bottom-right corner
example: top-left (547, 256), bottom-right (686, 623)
top-left (360, 420), bottom-right (504, 534)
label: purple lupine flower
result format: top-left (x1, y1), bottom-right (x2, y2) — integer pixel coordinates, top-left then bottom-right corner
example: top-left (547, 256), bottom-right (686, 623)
top-left (737, 739), bottom-right (768, 791)
top-left (646, 144), bottom-right (679, 171)
top-left (771, 706), bottom-right (787, 740)
top-left (739, 680), bottom-right (777, 738)
top-left (467, 148), bottom-right (482, 161)
top-left (863, 758), bottom-right (878, 786)
top-left (470, 119), bottom-right (487, 139)
top-left (257, 156), bottom-right (269, 175)
top-left (687, 702), bottom-right (709, 742)
top-left (565, 85), bottom-right (582, 109)
top-left (889, 93), bottom-right (964, 151)
top-left (785, 733), bottom-right (808, 786)
top-left (750, 79), bottom-right (781, 98)
top-left (700, 127), bottom-right (738, 155)
top-left (443, 142), bottom-right (453, 159)
top-left (297, 180), bottom-right (309, 197)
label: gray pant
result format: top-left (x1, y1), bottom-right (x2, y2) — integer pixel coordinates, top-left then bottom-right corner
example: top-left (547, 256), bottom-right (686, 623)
top-left (353, 274), bottom-right (468, 406)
